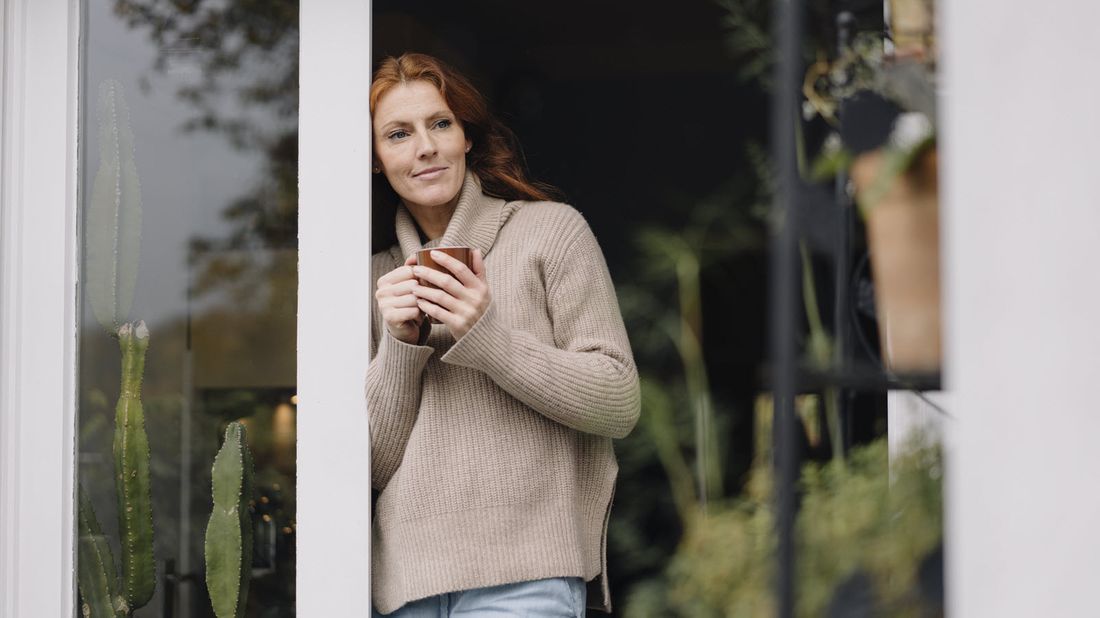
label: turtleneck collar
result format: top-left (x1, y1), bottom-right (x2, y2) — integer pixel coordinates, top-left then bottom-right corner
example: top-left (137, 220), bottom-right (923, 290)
top-left (395, 171), bottom-right (510, 260)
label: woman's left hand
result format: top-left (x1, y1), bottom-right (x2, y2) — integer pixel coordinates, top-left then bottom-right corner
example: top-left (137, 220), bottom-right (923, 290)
top-left (412, 249), bottom-right (491, 340)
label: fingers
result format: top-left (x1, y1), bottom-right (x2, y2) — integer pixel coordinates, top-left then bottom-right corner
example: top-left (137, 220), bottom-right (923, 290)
top-left (411, 283), bottom-right (462, 312)
top-left (412, 266), bottom-right (467, 298)
top-left (428, 250), bottom-right (480, 287)
top-left (377, 261), bottom-right (416, 288)
top-left (379, 292), bottom-right (419, 309)
top-left (416, 296), bottom-right (482, 341)
top-left (471, 249), bottom-right (485, 280)
top-left (404, 253), bottom-right (418, 266)
top-left (386, 306), bottom-right (423, 324)
top-left (375, 278), bottom-right (418, 301)
top-left (416, 299), bottom-right (455, 329)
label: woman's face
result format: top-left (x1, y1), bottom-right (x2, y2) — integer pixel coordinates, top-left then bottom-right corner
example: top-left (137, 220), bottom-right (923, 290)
top-left (372, 80), bottom-right (471, 212)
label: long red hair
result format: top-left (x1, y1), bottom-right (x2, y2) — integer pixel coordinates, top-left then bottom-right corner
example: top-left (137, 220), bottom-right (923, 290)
top-left (370, 53), bottom-right (558, 204)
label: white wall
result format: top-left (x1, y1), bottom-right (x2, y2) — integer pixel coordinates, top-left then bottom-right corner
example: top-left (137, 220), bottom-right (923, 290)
top-left (297, 1), bottom-right (374, 615)
top-left (941, 2), bottom-right (1100, 615)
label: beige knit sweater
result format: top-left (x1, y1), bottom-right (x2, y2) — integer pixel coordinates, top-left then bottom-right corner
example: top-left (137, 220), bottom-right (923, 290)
top-left (367, 171), bottom-right (640, 614)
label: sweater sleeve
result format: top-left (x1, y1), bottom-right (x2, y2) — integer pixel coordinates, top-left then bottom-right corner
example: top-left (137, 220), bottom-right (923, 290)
top-left (440, 213), bottom-right (641, 439)
top-left (367, 252), bottom-right (435, 490)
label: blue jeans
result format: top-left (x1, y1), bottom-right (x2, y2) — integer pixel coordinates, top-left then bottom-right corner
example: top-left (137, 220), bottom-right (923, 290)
top-left (372, 577), bottom-right (587, 617)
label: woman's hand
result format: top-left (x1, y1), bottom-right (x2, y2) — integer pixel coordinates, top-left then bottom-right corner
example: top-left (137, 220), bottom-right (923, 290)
top-left (375, 253), bottom-right (425, 345)
top-left (412, 249), bottom-right (490, 340)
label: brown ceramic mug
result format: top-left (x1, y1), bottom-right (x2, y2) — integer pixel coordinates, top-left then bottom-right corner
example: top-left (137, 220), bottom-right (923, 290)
top-left (416, 246), bottom-right (473, 323)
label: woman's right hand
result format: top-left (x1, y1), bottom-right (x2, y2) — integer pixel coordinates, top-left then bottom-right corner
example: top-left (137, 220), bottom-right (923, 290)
top-left (375, 254), bottom-right (425, 345)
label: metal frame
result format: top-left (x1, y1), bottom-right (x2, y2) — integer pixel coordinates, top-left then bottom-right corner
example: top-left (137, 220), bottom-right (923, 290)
top-left (768, 0), bottom-right (803, 613)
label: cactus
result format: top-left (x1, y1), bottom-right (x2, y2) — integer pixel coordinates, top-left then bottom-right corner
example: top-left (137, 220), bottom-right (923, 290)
top-left (205, 422), bottom-right (255, 618)
top-left (77, 486), bottom-right (129, 617)
top-left (113, 321), bottom-right (155, 607)
top-left (77, 79), bottom-right (155, 617)
top-left (87, 79), bottom-right (142, 334)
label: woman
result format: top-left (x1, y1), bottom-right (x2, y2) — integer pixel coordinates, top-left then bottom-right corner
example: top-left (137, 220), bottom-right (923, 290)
top-left (368, 53), bottom-right (640, 617)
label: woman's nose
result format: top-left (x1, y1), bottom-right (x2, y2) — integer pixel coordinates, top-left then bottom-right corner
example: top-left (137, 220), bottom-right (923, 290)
top-left (415, 131), bottom-right (437, 158)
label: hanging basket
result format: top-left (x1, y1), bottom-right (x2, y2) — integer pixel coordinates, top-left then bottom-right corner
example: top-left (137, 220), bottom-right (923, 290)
top-left (889, 0), bottom-right (935, 59)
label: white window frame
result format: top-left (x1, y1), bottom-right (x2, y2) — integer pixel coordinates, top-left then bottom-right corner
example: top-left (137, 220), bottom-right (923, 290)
top-left (0, 0), bottom-right (374, 614)
top-left (0, 0), bottom-right (81, 615)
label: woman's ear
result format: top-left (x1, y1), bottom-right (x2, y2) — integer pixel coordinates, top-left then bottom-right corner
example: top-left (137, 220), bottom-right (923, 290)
top-left (465, 140), bottom-right (472, 154)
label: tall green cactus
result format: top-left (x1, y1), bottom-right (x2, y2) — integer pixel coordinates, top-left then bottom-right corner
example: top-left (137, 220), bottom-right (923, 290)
top-left (77, 487), bottom-right (128, 617)
top-left (87, 79), bottom-right (142, 334)
top-left (205, 422), bottom-right (255, 618)
top-left (77, 78), bottom-right (155, 618)
top-left (113, 321), bottom-right (155, 607)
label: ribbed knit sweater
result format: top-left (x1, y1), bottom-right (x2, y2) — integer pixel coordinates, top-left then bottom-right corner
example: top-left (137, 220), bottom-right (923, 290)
top-left (367, 171), bottom-right (640, 614)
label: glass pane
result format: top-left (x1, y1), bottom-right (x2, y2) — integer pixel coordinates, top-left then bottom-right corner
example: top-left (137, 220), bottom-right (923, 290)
top-left (77, 2), bottom-right (299, 616)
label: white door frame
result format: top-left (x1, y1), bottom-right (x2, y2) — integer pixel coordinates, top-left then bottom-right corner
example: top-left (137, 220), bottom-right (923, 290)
top-left (297, 1), bottom-right (373, 614)
top-left (0, 0), bottom-right (81, 616)
top-left (0, 0), bottom-right (374, 615)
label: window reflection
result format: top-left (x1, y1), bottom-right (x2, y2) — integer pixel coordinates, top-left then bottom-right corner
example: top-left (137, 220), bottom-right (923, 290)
top-left (78, 1), bottom-right (298, 616)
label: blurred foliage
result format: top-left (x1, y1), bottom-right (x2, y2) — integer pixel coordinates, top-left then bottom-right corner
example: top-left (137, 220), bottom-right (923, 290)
top-left (664, 430), bottom-right (942, 618)
top-left (716, 0), bottom-right (888, 91)
top-left (611, 168), bottom-right (768, 612)
top-left (610, 3), bottom-right (944, 614)
top-left (802, 29), bottom-right (939, 212)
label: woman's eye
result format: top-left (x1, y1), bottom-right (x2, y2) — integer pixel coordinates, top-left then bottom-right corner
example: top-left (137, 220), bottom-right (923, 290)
top-left (434, 119), bottom-right (452, 129)
top-left (388, 130), bottom-right (409, 140)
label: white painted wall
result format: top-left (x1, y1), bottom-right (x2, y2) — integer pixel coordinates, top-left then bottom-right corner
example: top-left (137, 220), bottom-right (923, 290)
top-left (0, 0), bottom-right (80, 616)
top-left (297, 1), bottom-right (374, 615)
top-left (941, 2), bottom-right (1100, 615)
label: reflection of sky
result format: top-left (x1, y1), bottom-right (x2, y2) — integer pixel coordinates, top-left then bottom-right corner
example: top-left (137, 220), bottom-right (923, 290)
top-left (82, 1), bottom-right (290, 330)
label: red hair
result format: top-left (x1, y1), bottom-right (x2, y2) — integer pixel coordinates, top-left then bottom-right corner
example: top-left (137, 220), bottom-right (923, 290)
top-left (370, 53), bottom-right (558, 204)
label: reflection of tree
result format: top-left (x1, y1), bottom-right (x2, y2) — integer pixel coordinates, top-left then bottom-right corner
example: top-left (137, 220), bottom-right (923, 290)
top-left (196, 130), bottom-right (298, 250)
top-left (115, 0), bottom-right (298, 148)
top-left (114, 0), bottom-right (299, 254)
top-left (110, 4), bottom-right (301, 614)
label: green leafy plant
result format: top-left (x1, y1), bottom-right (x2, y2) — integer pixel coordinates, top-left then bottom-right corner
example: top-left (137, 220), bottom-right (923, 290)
top-left (614, 180), bottom-right (768, 616)
top-left (665, 427), bottom-right (942, 618)
top-left (803, 32), bottom-right (938, 213)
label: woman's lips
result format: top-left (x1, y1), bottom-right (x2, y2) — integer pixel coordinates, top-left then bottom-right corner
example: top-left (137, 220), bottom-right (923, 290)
top-left (413, 166), bottom-right (447, 180)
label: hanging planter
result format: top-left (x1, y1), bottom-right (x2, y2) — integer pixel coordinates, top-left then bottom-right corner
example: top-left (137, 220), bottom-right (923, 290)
top-left (888, 0), bottom-right (935, 59)
top-left (850, 116), bottom-right (941, 373)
